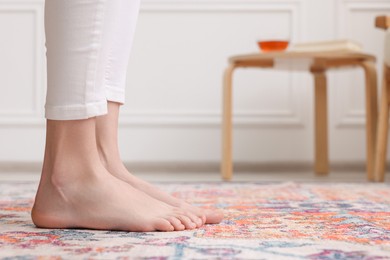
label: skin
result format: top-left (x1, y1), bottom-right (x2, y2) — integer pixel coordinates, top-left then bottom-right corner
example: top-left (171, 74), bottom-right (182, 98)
top-left (31, 102), bottom-right (223, 232)
top-left (95, 102), bottom-right (224, 225)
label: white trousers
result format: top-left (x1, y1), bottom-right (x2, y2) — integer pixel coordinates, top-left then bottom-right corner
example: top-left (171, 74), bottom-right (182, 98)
top-left (44, 0), bottom-right (140, 120)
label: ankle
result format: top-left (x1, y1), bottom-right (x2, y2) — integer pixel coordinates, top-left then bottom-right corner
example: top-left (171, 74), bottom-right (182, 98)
top-left (41, 154), bottom-right (104, 190)
top-left (41, 118), bottom-right (105, 187)
top-left (97, 146), bottom-right (123, 168)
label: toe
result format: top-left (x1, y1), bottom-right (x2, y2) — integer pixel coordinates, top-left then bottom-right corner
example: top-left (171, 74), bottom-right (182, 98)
top-left (168, 216), bottom-right (185, 231)
top-left (205, 209), bottom-right (224, 224)
top-left (177, 215), bottom-right (197, 230)
top-left (186, 211), bottom-right (203, 228)
top-left (180, 203), bottom-right (206, 225)
top-left (196, 211), bottom-right (206, 225)
top-left (154, 219), bottom-right (174, 232)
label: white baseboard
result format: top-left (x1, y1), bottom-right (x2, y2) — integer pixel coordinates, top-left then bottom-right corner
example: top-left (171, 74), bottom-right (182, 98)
top-left (0, 161), bottom-right (369, 173)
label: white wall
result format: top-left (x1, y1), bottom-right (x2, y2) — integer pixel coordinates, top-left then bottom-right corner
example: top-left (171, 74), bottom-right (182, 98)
top-left (0, 0), bottom-right (389, 166)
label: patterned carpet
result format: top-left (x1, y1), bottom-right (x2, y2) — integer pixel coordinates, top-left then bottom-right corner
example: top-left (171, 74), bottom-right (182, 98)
top-left (0, 181), bottom-right (390, 259)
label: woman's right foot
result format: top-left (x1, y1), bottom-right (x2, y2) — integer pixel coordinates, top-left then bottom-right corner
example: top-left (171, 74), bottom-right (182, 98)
top-left (32, 165), bottom-right (200, 232)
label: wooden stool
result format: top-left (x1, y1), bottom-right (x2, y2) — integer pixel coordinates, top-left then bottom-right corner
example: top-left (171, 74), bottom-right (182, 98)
top-left (374, 16), bottom-right (390, 182)
top-left (222, 51), bottom-right (378, 181)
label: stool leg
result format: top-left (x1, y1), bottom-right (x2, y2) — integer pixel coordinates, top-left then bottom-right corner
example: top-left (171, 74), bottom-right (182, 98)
top-left (374, 65), bottom-right (390, 182)
top-left (312, 69), bottom-right (329, 175)
top-left (361, 61), bottom-right (378, 181)
top-left (221, 64), bottom-right (235, 181)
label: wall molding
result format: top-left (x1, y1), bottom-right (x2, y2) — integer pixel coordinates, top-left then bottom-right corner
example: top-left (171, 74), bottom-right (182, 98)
top-left (335, 0), bottom-right (390, 127)
top-left (118, 109), bottom-right (303, 127)
top-left (121, 0), bottom-right (306, 126)
top-left (0, 0), bottom-right (306, 127)
top-left (0, 2), bottom-right (45, 124)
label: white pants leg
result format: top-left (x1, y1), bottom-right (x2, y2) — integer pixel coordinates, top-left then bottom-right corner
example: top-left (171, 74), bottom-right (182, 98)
top-left (44, 0), bottom-right (140, 120)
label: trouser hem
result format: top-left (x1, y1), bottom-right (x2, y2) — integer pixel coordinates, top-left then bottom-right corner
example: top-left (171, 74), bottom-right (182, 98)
top-left (105, 86), bottom-right (125, 104)
top-left (45, 100), bottom-right (108, 120)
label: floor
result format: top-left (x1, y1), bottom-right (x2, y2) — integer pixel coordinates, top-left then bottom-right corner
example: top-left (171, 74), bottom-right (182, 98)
top-left (1, 179), bottom-right (389, 259)
top-left (1, 169), bottom-right (389, 183)
top-left (1, 166), bottom-right (389, 259)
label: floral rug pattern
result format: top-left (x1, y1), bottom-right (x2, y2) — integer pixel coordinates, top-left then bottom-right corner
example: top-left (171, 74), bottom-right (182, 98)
top-left (0, 181), bottom-right (390, 259)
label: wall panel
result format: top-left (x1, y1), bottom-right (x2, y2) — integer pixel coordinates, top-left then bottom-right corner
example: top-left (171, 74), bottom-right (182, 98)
top-left (0, 0), bottom-right (388, 166)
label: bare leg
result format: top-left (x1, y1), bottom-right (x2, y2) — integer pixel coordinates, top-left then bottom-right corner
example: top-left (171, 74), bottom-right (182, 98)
top-left (32, 118), bottom-right (200, 231)
top-left (96, 102), bottom-right (224, 225)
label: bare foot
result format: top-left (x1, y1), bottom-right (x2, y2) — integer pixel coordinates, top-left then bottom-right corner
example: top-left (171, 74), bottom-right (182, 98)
top-left (32, 118), bottom-right (201, 232)
top-left (32, 165), bottom-right (200, 232)
top-left (102, 162), bottom-right (224, 225)
top-left (95, 102), bottom-right (224, 225)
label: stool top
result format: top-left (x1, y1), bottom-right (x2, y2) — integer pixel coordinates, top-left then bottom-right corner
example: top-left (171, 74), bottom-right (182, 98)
top-left (229, 51), bottom-right (375, 70)
top-left (230, 50), bottom-right (375, 62)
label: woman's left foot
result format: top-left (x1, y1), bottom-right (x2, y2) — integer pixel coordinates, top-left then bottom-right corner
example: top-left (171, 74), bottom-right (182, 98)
top-left (103, 161), bottom-right (224, 225)
top-left (94, 102), bottom-right (223, 225)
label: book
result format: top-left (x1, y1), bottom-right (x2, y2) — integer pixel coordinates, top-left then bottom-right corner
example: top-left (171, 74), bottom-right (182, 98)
top-left (289, 39), bottom-right (362, 52)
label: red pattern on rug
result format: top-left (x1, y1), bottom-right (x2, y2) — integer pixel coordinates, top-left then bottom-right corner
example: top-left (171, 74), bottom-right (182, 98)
top-left (0, 182), bottom-right (390, 259)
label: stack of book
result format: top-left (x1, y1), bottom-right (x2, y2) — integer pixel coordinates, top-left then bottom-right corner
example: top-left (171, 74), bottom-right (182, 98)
top-left (289, 39), bottom-right (362, 52)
